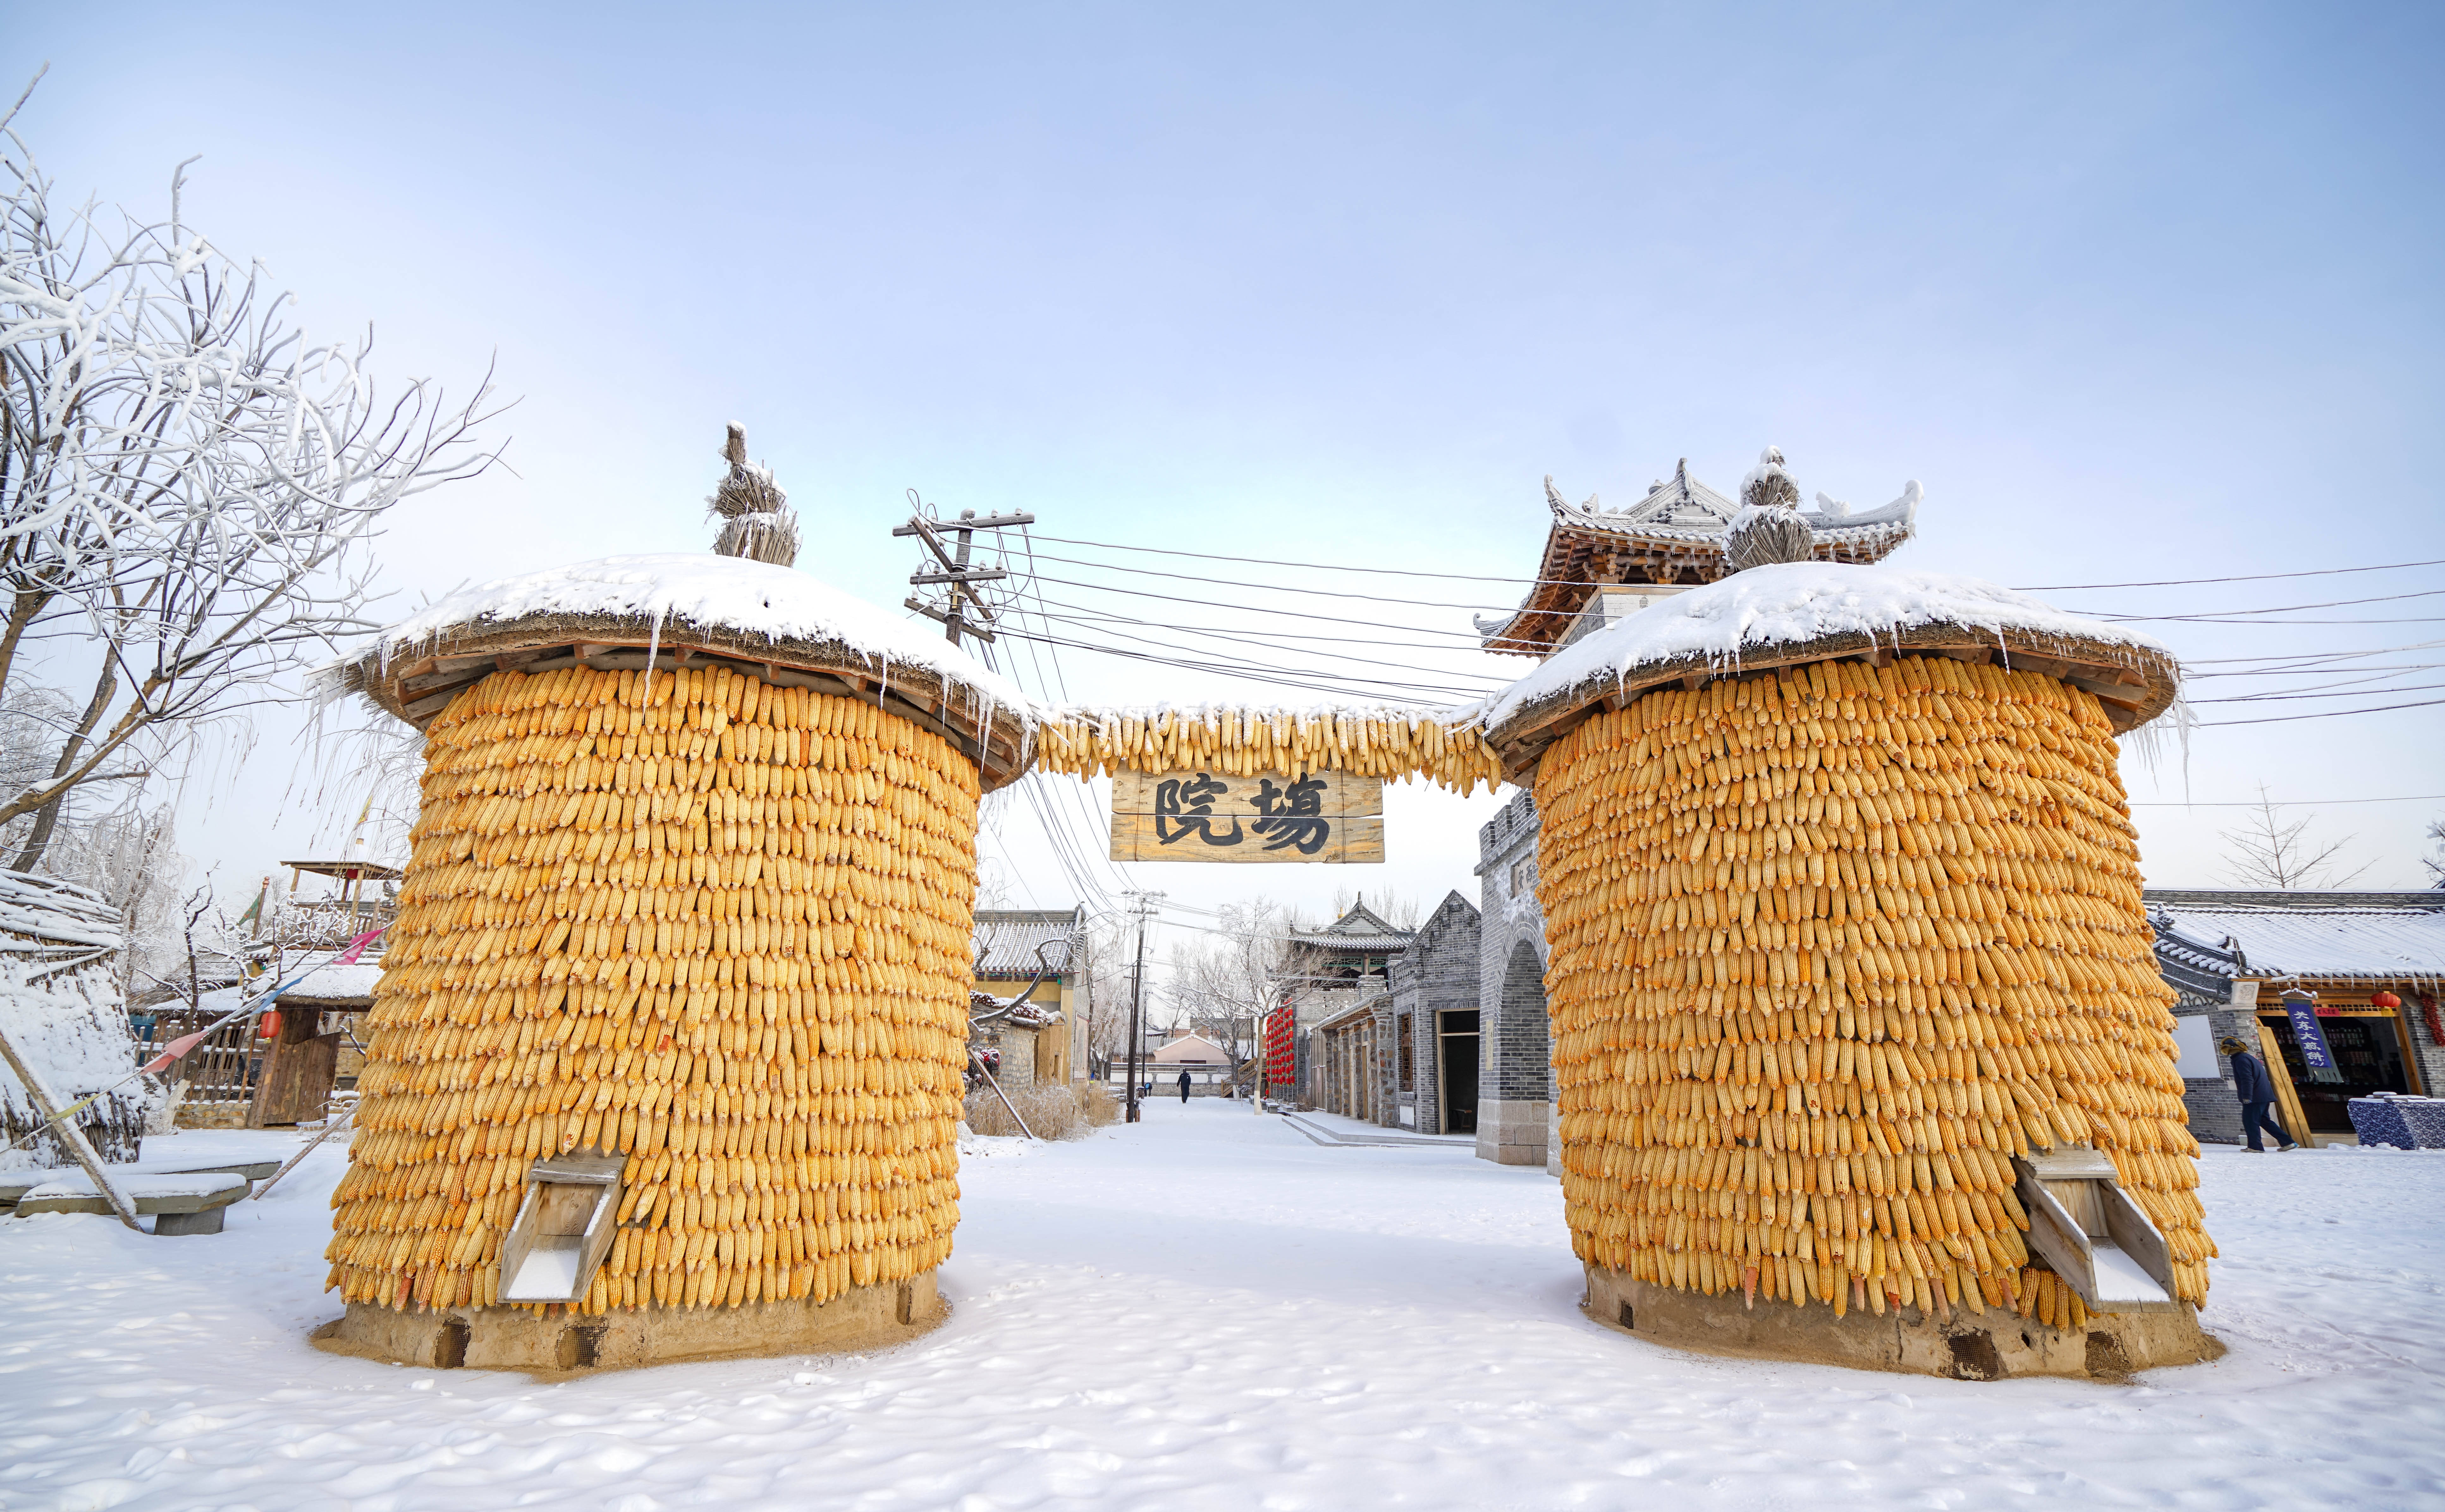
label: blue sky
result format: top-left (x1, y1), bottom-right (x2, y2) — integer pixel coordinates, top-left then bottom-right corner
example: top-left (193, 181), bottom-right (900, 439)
top-left (8, 2), bottom-right (2442, 940)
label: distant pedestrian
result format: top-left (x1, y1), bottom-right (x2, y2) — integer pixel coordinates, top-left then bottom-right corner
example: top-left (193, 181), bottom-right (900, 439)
top-left (2221, 1036), bottom-right (2299, 1152)
top-left (1178, 1069), bottom-right (1192, 1105)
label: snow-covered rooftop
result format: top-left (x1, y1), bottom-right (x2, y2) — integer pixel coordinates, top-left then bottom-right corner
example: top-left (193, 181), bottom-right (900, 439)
top-left (973, 910), bottom-right (1085, 979)
top-left (0, 872), bottom-right (121, 952)
top-left (2152, 900), bottom-right (2445, 984)
top-left (1472, 561), bottom-right (2176, 735)
top-left (366, 553), bottom-right (1033, 712)
top-left (280, 962), bottom-right (384, 1003)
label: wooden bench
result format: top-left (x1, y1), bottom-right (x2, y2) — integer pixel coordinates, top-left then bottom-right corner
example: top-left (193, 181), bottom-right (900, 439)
top-left (5, 1169), bottom-right (257, 1234)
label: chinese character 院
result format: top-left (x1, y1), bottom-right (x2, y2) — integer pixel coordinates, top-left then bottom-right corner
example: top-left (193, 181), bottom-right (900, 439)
top-left (1154, 774), bottom-right (1244, 847)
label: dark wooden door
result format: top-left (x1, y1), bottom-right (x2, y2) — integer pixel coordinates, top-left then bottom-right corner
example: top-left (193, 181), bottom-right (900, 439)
top-left (1439, 1010), bottom-right (1480, 1135)
top-left (248, 1007), bottom-right (341, 1127)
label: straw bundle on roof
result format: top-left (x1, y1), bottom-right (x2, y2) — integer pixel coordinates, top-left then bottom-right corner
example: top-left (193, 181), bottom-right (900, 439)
top-left (1538, 654), bottom-right (2212, 1332)
top-left (1034, 707), bottom-right (1502, 792)
top-left (327, 659), bottom-right (974, 1317)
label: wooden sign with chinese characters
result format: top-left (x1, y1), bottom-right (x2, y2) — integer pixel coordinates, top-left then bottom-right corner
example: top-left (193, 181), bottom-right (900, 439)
top-left (1108, 769), bottom-right (1384, 863)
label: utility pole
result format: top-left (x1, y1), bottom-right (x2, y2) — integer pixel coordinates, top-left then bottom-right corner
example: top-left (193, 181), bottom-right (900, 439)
top-left (1123, 890), bottom-right (1163, 1124)
top-left (896, 500), bottom-right (1035, 650)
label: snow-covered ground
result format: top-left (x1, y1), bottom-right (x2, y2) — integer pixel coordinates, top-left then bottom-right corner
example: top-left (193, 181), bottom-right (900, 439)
top-left (4, 1108), bottom-right (2442, 1510)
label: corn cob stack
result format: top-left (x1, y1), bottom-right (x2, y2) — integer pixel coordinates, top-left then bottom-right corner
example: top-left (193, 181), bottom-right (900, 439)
top-left (1540, 654), bottom-right (2212, 1331)
top-left (328, 661), bottom-right (976, 1317)
top-left (1034, 706), bottom-right (1502, 792)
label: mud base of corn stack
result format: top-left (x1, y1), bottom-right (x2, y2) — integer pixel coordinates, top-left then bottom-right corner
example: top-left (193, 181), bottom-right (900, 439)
top-left (1583, 1265), bottom-right (2219, 1380)
top-left (311, 1272), bottom-right (946, 1374)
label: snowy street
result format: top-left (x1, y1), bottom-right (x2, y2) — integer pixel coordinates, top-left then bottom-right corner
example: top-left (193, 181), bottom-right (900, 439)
top-left (5, 1105), bottom-right (2444, 1510)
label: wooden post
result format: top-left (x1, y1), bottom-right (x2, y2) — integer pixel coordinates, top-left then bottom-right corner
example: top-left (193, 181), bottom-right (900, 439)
top-left (0, 1022), bottom-right (139, 1229)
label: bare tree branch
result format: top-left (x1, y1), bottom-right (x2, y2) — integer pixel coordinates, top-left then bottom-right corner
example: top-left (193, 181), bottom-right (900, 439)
top-left (2220, 786), bottom-right (2372, 891)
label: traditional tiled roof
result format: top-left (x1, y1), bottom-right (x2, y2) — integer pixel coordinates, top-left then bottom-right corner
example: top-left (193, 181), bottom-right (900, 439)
top-left (972, 907), bottom-right (1084, 978)
top-left (2144, 891), bottom-right (2445, 986)
top-left (1287, 899), bottom-right (1414, 954)
top-left (1478, 459), bottom-right (1920, 655)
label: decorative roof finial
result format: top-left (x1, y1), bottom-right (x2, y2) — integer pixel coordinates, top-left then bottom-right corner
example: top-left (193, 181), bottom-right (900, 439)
top-left (1726, 445), bottom-right (1816, 572)
top-left (709, 423), bottom-right (800, 567)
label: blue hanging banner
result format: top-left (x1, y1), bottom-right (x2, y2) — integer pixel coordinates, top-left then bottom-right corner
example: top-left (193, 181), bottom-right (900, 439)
top-left (2282, 991), bottom-right (2346, 1083)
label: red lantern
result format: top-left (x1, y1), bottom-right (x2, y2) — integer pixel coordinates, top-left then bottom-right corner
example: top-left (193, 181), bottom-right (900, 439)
top-left (2372, 991), bottom-right (2402, 1009)
top-left (257, 1010), bottom-right (283, 1039)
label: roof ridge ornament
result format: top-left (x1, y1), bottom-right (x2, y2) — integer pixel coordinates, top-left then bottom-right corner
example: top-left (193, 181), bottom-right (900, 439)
top-left (1543, 475), bottom-right (1598, 515)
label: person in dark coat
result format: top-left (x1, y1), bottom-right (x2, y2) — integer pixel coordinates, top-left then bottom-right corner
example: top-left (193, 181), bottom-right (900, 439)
top-left (2221, 1036), bottom-right (2299, 1152)
top-left (1177, 1068), bottom-right (1193, 1105)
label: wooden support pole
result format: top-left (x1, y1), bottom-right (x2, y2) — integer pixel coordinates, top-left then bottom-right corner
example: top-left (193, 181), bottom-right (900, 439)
top-left (0, 1023), bottom-right (140, 1229)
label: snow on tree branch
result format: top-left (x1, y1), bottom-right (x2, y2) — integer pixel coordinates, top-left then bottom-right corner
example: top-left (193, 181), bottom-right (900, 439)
top-left (0, 99), bottom-right (505, 864)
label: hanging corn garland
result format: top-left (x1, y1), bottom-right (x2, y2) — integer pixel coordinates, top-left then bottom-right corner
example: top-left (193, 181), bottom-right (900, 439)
top-left (1033, 705), bottom-right (1502, 793)
top-left (325, 660), bottom-right (977, 1326)
top-left (1532, 655), bottom-right (2213, 1336)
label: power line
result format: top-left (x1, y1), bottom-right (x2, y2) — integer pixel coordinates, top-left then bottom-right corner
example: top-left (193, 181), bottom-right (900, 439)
top-left (2018, 559), bottom-right (2445, 591)
top-left (1025, 597), bottom-right (1508, 686)
top-left (2191, 681), bottom-right (2445, 704)
top-left (2187, 663), bottom-right (2443, 678)
top-left (1030, 572), bottom-right (1494, 641)
top-left (1019, 547), bottom-right (1517, 613)
top-left (2129, 794), bottom-right (2445, 807)
top-left (992, 624), bottom-right (1481, 700)
top-left (1034, 531), bottom-right (2445, 596)
top-left (2093, 588), bottom-right (2445, 622)
top-left (2181, 639), bottom-right (2445, 665)
top-left (2193, 695), bottom-right (2445, 727)
top-left (1026, 591), bottom-right (1514, 655)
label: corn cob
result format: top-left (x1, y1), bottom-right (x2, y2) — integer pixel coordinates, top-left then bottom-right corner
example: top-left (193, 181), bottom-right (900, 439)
top-left (326, 663), bottom-right (976, 1316)
top-left (1538, 655), bottom-right (2213, 1325)
top-left (1032, 706), bottom-right (1502, 793)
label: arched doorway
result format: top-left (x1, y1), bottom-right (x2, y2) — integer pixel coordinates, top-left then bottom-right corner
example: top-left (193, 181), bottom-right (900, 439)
top-left (1477, 938), bottom-right (1551, 1165)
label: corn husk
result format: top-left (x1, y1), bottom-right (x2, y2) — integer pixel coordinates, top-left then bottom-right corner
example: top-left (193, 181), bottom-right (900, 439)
top-left (326, 663), bottom-right (975, 1315)
top-left (1539, 655), bottom-right (2215, 1324)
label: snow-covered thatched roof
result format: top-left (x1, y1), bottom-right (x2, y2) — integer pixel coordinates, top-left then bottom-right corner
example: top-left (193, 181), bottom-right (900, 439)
top-left (1472, 561), bottom-right (2182, 778)
top-left (329, 554), bottom-right (1040, 789)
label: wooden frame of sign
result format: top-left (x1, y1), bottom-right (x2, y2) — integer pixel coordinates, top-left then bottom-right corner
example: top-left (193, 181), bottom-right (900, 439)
top-left (1109, 768), bottom-right (1383, 863)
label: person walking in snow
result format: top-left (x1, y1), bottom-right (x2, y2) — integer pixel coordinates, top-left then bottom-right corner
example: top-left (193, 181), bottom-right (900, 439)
top-left (2221, 1036), bottom-right (2300, 1152)
top-left (1177, 1069), bottom-right (1193, 1105)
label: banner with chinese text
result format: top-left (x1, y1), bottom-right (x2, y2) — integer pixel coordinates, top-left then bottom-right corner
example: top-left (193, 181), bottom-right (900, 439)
top-left (1108, 769), bottom-right (1384, 863)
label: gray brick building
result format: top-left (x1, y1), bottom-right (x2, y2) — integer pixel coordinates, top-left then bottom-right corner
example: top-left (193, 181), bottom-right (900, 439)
top-left (1308, 892), bottom-right (1482, 1133)
top-left (1389, 891), bottom-right (1481, 1134)
top-left (2148, 889), bottom-right (2445, 1145)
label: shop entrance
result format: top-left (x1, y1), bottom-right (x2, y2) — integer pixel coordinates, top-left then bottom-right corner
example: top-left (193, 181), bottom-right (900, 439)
top-left (1438, 1009), bottom-right (1480, 1135)
top-left (2262, 1011), bottom-right (2416, 1134)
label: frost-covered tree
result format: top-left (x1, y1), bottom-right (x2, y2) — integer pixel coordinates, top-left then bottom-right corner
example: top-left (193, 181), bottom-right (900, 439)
top-left (0, 79), bottom-right (500, 870)
top-left (1161, 898), bottom-right (1296, 1067)
top-left (33, 804), bottom-right (188, 1001)
top-left (2423, 815), bottom-right (2444, 889)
